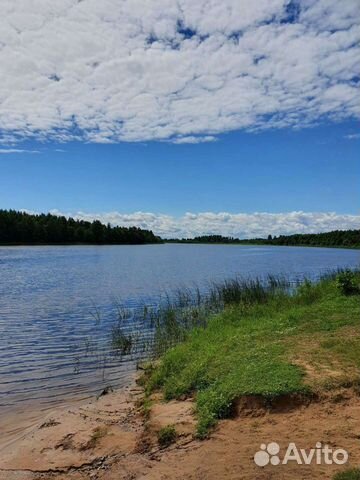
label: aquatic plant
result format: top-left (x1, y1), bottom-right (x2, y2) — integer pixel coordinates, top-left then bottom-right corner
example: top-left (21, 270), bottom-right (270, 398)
top-left (83, 269), bottom-right (359, 385)
top-left (105, 274), bottom-right (294, 360)
top-left (111, 322), bottom-right (133, 355)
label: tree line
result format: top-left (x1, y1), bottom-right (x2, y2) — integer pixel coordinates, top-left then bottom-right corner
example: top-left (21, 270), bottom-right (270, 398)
top-left (166, 230), bottom-right (360, 248)
top-left (1, 209), bottom-right (358, 248)
top-left (0, 210), bottom-right (162, 245)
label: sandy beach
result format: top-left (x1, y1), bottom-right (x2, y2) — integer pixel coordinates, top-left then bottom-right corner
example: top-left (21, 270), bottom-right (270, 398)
top-left (1, 374), bottom-right (360, 480)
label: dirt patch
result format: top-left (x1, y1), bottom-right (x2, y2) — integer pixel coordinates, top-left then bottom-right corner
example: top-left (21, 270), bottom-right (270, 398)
top-left (233, 391), bottom-right (316, 417)
top-left (132, 387), bottom-right (360, 480)
top-left (2, 384), bottom-right (360, 480)
top-left (295, 357), bottom-right (358, 386)
top-left (149, 398), bottom-right (196, 436)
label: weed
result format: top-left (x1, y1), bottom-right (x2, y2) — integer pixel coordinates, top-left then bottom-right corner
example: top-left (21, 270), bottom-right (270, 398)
top-left (296, 279), bottom-right (321, 304)
top-left (157, 425), bottom-right (177, 447)
top-left (111, 323), bottom-right (133, 355)
top-left (336, 270), bottom-right (359, 295)
top-left (333, 468), bottom-right (360, 480)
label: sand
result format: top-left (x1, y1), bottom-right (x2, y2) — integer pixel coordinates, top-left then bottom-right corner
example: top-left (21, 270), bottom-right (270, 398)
top-left (1, 380), bottom-right (359, 480)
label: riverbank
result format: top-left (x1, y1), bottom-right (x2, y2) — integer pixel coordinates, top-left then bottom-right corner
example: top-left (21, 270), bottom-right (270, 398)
top-left (1, 242), bottom-right (359, 250)
top-left (165, 229), bottom-right (360, 250)
top-left (145, 270), bottom-right (360, 438)
top-left (1, 272), bottom-right (360, 479)
top-left (2, 381), bottom-right (360, 480)
top-left (165, 241), bottom-right (360, 250)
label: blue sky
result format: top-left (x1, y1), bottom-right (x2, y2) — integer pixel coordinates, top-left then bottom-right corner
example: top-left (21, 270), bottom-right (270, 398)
top-left (0, 0), bottom-right (359, 237)
top-left (0, 121), bottom-right (359, 215)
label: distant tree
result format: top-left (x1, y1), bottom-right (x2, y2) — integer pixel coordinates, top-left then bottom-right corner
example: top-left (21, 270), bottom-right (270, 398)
top-left (0, 210), bottom-right (162, 245)
top-left (168, 230), bottom-right (360, 248)
top-left (91, 220), bottom-right (104, 243)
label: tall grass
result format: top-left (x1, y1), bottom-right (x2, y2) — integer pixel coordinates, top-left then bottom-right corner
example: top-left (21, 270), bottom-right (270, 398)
top-left (109, 274), bottom-right (292, 359)
top-left (73, 269), bottom-right (358, 401)
top-left (107, 268), bottom-right (360, 362)
top-left (146, 269), bottom-right (360, 436)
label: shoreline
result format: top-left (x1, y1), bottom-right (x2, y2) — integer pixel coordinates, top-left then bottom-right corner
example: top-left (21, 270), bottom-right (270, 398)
top-left (0, 242), bottom-right (359, 250)
top-left (1, 273), bottom-right (360, 479)
top-left (165, 242), bottom-right (360, 250)
top-left (0, 373), bottom-right (141, 472)
top-left (1, 375), bottom-right (360, 480)
top-left (0, 393), bottom-right (96, 453)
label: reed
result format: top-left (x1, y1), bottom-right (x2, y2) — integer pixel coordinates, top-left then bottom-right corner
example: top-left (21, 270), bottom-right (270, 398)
top-left (109, 273), bottom-right (294, 359)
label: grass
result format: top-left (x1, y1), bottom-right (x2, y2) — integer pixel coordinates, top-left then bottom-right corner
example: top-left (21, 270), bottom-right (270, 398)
top-left (333, 469), bottom-right (360, 480)
top-left (111, 323), bottom-right (133, 355)
top-left (145, 270), bottom-right (360, 438)
top-left (138, 395), bottom-right (153, 421)
top-left (157, 425), bottom-right (177, 447)
top-left (108, 274), bottom-right (291, 359)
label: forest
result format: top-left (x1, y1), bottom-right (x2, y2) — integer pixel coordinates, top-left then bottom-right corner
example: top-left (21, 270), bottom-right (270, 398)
top-left (0, 210), bottom-right (161, 245)
top-left (167, 230), bottom-right (360, 248)
top-left (1, 209), bottom-right (358, 248)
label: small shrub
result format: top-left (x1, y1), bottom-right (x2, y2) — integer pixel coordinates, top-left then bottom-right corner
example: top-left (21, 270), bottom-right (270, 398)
top-left (157, 425), bottom-right (177, 447)
top-left (297, 279), bottom-right (320, 304)
top-left (336, 271), bottom-right (359, 295)
top-left (333, 468), bottom-right (360, 480)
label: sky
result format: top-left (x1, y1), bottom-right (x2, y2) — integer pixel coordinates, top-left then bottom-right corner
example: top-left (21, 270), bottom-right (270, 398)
top-left (0, 0), bottom-right (359, 238)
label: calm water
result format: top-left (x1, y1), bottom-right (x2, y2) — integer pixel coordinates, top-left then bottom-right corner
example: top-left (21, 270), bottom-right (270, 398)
top-left (0, 244), bottom-right (359, 417)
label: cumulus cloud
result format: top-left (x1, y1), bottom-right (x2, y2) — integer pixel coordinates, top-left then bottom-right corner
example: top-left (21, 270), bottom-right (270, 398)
top-left (47, 209), bottom-right (360, 238)
top-left (0, 0), bottom-right (359, 144)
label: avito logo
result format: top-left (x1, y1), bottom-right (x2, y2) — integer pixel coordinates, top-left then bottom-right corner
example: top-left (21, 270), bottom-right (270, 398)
top-left (254, 442), bottom-right (348, 467)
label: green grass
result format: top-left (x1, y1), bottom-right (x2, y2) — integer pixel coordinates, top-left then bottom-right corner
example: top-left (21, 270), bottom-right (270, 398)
top-left (157, 425), bottom-right (177, 447)
top-left (333, 469), bottom-right (360, 480)
top-left (146, 272), bottom-right (360, 437)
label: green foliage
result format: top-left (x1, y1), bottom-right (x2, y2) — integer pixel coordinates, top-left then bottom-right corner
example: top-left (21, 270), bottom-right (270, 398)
top-left (0, 209), bottom-right (161, 245)
top-left (195, 361), bottom-right (306, 438)
top-left (146, 273), bottom-right (360, 437)
top-left (333, 469), bottom-right (360, 480)
top-left (167, 229), bottom-right (360, 248)
top-left (157, 425), bottom-right (177, 447)
top-left (148, 275), bottom-right (290, 357)
top-left (296, 279), bottom-right (321, 304)
top-left (336, 270), bottom-right (359, 295)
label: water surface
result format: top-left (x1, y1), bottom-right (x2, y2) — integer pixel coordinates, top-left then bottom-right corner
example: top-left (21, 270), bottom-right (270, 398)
top-left (0, 244), bottom-right (358, 420)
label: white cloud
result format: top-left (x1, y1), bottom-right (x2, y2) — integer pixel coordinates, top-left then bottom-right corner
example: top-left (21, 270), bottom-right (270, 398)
top-left (0, 148), bottom-right (40, 154)
top-left (0, 0), bottom-right (359, 144)
top-left (344, 133), bottom-right (360, 140)
top-left (47, 209), bottom-right (360, 238)
top-left (171, 135), bottom-right (217, 144)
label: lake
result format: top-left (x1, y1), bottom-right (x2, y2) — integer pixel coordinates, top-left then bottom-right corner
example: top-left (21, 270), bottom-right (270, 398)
top-left (0, 244), bottom-right (359, 427)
